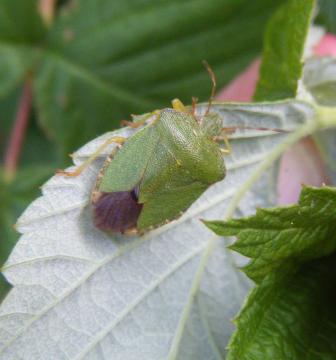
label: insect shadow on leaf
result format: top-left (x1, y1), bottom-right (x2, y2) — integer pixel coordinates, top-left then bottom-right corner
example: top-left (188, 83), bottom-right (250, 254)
top-left (57, 63), bottom-right (289, 235)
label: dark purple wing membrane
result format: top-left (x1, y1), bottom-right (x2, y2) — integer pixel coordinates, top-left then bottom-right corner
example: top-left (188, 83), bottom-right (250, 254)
top-left (92, 189), bottom-right (143, 234)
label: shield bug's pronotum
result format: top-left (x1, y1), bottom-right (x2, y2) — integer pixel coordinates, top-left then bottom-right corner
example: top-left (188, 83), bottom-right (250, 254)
top-left (58, 63), bottom-right (288, 235)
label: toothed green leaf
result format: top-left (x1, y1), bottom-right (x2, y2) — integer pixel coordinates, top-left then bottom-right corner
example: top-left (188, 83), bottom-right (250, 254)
top-left (205, 186), bottom-right (336, 283)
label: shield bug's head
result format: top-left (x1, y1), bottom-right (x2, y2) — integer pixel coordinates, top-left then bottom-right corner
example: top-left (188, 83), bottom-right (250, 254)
top-left (200, 112), bottom-right (222, 137)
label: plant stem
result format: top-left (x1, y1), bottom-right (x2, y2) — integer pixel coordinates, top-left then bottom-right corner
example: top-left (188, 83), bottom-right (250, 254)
top-left (3, 80), bottom-right (33, 183)
top-left (38, 0), bottom-right (56, 26)
top-left (315, 105), bottom-right (336, 128)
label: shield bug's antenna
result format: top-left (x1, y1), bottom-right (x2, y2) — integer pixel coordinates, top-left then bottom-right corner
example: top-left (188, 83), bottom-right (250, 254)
top-left (202, 60), bottom-right (217, 116)
top-left (222, 126), bottom-right (291, 134)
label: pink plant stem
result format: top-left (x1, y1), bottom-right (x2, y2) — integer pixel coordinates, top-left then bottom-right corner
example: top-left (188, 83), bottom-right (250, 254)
top-left (38, 0), bottom-right (56, 26)
top-left (3, 79), bottom-right (33, 183)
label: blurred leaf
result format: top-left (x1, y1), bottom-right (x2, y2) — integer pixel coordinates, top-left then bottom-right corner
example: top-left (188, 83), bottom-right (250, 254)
top-left (316, 0), bottom-right (336, 34)
top-left (0, 0), bottom-right (45, 43)
top-left (0, 46), bottom-right (36, 99)
top-left (0, 86), bottom-right (59, 166)
top-left (205, 186), bottom-right (336, 283)
top-left (0, 87), bottom-right (20, 158)
top-left (0, 100), bottom-right (314, 359)
top-left (0, 0), bottom-right (45, 99)
top-left (255, 0), bottom-right (315, 101)
top-left (35, 0), bottom-right (283, 159)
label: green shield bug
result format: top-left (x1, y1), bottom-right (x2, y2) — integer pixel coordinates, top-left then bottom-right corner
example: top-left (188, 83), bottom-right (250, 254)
top-left (58, 64), bottom-right (287, 235)
top-left (92, 101), bottom-right (227, 235)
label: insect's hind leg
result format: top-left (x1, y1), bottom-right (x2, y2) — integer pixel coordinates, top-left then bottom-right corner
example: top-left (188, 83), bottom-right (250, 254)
top-left (57, 136), bottom-right (126, 177)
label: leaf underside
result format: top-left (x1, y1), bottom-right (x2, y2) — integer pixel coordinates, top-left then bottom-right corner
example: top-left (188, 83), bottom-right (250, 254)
top-left (0, 101), bottom-right (314, 359)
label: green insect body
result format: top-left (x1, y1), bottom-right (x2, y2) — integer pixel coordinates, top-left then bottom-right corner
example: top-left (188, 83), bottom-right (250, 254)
top-left (92, 107), bottom-right (226, 235)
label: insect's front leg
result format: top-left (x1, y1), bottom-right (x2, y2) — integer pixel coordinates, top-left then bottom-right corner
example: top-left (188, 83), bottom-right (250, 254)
top-left (213, 129), bottom-right (232, 155)
top-left (57, 136), bottom-right (127, 177)
top-left (121, 111), bottom-right (159, 128)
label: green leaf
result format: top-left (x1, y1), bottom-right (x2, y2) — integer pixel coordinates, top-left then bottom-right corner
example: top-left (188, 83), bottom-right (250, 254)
top-left (0, 46), bottom-right (36, 98)
top-left (205, 186), bottom-right (336, 283)
top-left (0, 84), bottom-right (59, 166)
top-left (206, 186), bottom-right (336, 359)
top-left (0, 0), bottom-right (44, 99)
top-left (254, 0), bottom-right (315, 101)
top-left (35, 0), bottom-right (283, 159)
top-left (226, 253), bottom-right (336, 360)
top-left (0, 0), bottom-right (45, 43)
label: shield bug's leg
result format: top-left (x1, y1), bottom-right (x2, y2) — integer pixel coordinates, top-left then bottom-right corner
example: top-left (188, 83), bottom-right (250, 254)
top-left (57, 136), bottom-right (127, 177)
top-left (214, 129), bottom-right (233, 155)
top-left (121, 111), bottom-right (159, 128)
top-left (214, 126), bottom-right (291, 156)
top-left (222, 126), bottom-right (290, 133)
top-left (191, 96), bottom-right (198, 116)
top-left (220, 134), bottom-right (232, 155)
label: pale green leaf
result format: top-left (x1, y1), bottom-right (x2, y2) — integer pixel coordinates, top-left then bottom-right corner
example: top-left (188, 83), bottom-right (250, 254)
top-left (0, 100), bottom-right (314, 359)
top-left (302, 56), bottom-right (336, 183)
top-left (303, 57), bottom-right (336, 106)
top-left (0, 165), bottom-right (55, 301)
